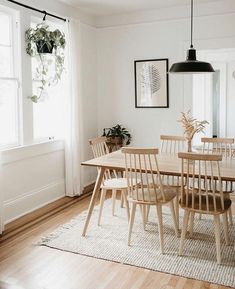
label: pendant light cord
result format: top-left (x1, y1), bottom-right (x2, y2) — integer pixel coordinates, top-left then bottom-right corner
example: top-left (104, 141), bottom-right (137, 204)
top-left (190, 0), bottom-right (194, 48)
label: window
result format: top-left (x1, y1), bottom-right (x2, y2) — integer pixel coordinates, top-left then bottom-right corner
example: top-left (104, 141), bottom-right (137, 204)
top-left (31, 20), bottom-right (66, 142)
top-left (0, 8), bottom-right (67, 150)
top-left (33, 81), bottom-right (66, 140)
top-left (0, 9), bottom-right (19, 149)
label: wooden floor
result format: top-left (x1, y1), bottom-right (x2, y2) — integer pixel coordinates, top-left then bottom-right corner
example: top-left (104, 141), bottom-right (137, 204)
top-left (0, 195), bottom-right (233, 289)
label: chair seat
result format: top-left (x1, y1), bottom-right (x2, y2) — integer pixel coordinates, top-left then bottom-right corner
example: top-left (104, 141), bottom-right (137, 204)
top-left (190, 179), bottom-right (234, 193)
top-left (102, 177), bottom-right (142, 190)
top-left (180, 193), bottom-right (232, 213)
top-left (101, 178), bottom-right (129, 190)
top-left (129, 185), bottom-right (177, 204)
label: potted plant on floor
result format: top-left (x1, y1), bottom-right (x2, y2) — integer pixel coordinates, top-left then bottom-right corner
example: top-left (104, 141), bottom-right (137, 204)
top-left (102, 124), bottom-right (132, 152)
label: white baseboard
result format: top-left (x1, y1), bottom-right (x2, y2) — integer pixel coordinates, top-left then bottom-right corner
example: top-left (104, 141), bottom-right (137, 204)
top-left (3, 179), bottom-right (65, 224)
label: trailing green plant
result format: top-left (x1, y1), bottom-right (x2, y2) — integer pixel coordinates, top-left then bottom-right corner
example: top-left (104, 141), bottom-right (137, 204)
top-left (102, 124), bottom-right (132, 145)
top-left (25, 22), bottom-right (66, 103)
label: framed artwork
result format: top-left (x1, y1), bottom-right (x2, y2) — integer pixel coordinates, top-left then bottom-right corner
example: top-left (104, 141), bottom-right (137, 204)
top-left (134, 58), bottom-right (169, 108)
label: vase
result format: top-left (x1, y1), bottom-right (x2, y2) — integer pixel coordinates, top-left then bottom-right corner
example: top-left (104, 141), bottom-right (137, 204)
top-left (187, 139), bottom-right (192, 152)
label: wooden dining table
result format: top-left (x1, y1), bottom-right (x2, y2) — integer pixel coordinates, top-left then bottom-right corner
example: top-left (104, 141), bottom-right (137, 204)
top-left (81, 149), bottom-right (235, 237)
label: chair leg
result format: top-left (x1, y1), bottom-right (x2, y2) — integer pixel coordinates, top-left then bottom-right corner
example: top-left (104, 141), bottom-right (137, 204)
top-left (213, 215), bottom-right (221, 264)
top-left (222, 212), bottom-right (229, 246)
top-left (146, 205), bottom-right (150, 222)
top-left (98, 189), bottom-right (107, 226)
top-left (120, 191), bottom-right (124, 208)
top-left (128, 202), bottom-right (136, 246)
top-left (123, 190), bottom-right (130, 221)
top-left (228, 207), bottom-right (233, 225)
top-left (142, 205), bottom-right (147, 230)
top-left (174, 190), bottom-right (179, 230)
top-left (156, 204), bottom-right (164, 254)
top-left (189, 211), bottom-right (195, 238)
top-left (112, 189), bottom-right (116, 216)
top-left (139, 204), bottom-right (147, 230)
top-left (179, 210), bottom-right (190, 256)
top-left (169, 200), bottom-right (179, 237)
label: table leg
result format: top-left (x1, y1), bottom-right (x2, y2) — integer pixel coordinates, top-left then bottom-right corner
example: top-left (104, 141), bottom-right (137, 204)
top-left (82, 167), bottom-right (105, 236)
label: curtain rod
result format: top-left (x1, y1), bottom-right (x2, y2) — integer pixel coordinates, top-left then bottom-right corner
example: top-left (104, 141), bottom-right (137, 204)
top-left (6, 0), bottom-right (67, 22)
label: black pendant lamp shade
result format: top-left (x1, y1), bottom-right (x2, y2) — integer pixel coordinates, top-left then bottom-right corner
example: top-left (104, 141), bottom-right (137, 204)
top-left (169, 0), bottom-right (214, 74)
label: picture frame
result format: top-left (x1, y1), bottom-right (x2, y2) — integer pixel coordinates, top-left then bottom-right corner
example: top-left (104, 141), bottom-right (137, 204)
top-left (134, 58), bottom-right (169, 108)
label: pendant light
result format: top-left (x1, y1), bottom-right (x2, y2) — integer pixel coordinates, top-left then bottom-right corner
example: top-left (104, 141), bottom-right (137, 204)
top-left (169, 0), bottom-right (214, 73)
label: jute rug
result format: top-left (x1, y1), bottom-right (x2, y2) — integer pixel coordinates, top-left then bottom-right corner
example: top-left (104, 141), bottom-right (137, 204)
top-left (40, 200), bottom-right (235, 287)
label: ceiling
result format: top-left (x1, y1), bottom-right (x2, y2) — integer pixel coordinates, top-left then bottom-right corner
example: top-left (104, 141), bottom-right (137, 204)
top-left (58, 0), bottom-right (221, 16)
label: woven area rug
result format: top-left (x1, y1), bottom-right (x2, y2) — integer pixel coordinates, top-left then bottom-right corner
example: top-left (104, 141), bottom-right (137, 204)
top-left (40, 200), bottom-right (235, 287)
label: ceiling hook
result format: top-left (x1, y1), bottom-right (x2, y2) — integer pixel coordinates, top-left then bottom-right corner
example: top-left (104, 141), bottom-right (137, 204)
top-left (43, 11), bottom-right (47, 21)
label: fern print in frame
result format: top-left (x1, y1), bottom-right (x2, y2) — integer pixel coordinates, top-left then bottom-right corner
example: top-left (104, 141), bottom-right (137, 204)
top-left (135, 59), bottom-right (169, 108)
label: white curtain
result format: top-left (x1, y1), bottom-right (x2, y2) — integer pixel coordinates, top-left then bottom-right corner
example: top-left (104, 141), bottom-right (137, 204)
top-left (0, 153), bottom-right (4, 234)
top-left (64, 19), bottom-right (84, 197)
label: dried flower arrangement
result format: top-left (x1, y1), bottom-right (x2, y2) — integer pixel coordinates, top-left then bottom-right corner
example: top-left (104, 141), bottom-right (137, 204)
top-left (178, 111), bottom-right (208, 152)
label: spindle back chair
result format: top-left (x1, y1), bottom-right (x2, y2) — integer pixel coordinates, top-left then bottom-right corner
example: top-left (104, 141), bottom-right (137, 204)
top-left (160, 135), bottom-right (187, 154)
top-left (201, 137), bottom-right (234, 224)
top-left (122, 147), bottom-right (178, 253)
top-left (89, 137), bottom-right (129, 225)
top-left (202, 137), bottom-right (234, 158)
top-left (89, 136), bottom-right (117, 179)
top-left (160, 135), bottom-right (187, 227)
top-left (178, 152), bottom-right (231, 264)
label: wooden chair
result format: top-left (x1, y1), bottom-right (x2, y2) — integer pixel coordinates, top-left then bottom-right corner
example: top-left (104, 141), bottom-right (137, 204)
top-left (160, 135), bottom-right (187, 228)
top-left (89, 137), bottom-right (130, 225)
top-left (202, 137), bottom-right (234, 225)
top-left (202, 137), bottom-right (234, 158)
top-left (122, 147), bottom-right (179, 253)
top-left (178, 152), bottom-right (231, 264)
top-left (160, 135), bottom-right (187, 154)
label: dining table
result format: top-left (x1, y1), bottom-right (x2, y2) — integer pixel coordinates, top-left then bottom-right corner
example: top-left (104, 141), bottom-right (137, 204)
top-left (81, 149), bottom-right (235, 237)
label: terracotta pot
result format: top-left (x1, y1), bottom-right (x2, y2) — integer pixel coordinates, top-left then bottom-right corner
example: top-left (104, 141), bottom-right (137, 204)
top-left (107, 136), bottom-right (123, 145)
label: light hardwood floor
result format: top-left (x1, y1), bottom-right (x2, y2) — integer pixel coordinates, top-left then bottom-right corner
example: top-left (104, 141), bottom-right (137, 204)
top-left (0, 194), bottom-right (233, 289)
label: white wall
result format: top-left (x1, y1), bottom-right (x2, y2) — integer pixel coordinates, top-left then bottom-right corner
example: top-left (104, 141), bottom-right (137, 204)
top-left (97, 20), bottom-right (186, 147)
top-left (2, 141), bottom-right (65, 223)
top-left (96, 11), bottom-right (235, 148)
top-left (0, 0), bottom-right (98, 224)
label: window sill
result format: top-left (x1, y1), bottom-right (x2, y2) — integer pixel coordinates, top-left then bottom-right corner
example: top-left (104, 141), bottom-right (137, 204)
top-left (1, 139), bottom-right (65, 165)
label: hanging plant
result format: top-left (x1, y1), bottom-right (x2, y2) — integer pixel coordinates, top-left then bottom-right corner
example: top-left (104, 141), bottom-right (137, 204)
top-left (25, 22), bottom-right (66, 103)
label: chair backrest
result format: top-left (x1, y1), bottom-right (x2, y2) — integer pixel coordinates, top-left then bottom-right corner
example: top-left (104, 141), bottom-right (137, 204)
top-left (201, 137), bottom-right (234, 158)
top-left (89, 136), bottom-right (109, 158)
top-left (122, 147), bottom-right (166, 203)
top-left (178, 152), bottom-right (224, 213)
top-left (160, 135), bottom-right (186, 154)
top-left (89, 136), bottom-right (117, 179)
